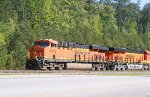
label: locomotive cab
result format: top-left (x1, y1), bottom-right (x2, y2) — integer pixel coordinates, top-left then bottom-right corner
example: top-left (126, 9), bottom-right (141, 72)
top-left (26, 39), bottom-right (59, 70)
top-left (28, 39), bottom-right (58, 59)
top-left (34, 39), bottom-right (58, 48)
top-left (34, 41), bottom-right (49, 47)
top-left (144, 50), bottom-right (150, 64)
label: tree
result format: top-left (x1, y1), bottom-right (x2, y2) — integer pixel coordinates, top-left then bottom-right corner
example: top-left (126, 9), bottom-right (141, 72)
top-left (141, 3), bottom-right (150, 35)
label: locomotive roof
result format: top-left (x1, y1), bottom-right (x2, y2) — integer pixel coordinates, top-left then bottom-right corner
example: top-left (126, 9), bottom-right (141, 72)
top-left (144, 50), bottom-right (150, 54)
top-left (36, 39), bottom-right (58, 44)
top-left (90, 45), bottom-right (109, 51)
top-left (126, 49), bottom-right (144, 54)
top-left (109, 47), bottom-right (144, 54)
top-left (109, 47), bottom-right (126, 52)
top-left (74, 43), bottom-right (89, 49)
top-left (60, 41), bottom-right (90, 49)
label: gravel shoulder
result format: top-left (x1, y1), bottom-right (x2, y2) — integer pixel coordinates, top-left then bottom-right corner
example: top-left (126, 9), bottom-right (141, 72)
top-left (0, 70), bottom-right (150, 76)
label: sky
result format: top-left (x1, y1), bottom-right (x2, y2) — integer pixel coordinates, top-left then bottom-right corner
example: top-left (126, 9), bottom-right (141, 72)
top-left (131, 0), bottom-right (150, 9)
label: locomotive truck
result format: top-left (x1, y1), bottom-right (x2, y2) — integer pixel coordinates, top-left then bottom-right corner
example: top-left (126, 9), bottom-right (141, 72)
top-left (26, 39), bottom-right (150, 70)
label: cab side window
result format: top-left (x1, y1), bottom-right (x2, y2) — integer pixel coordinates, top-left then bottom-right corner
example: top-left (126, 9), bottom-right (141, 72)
top-left (51, 43), bottom-right (57, 47)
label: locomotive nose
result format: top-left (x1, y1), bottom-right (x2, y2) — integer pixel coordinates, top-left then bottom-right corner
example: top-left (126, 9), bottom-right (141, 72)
top-left (29, 46), bottom-right (44, 59)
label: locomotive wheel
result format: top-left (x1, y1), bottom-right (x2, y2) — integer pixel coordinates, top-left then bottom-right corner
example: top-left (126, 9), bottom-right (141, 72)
top-left (142, 67), bottom-right (146, 71)
top-left (103, 67), bottom-right (106, 71)
top-left (122, 67), bottom-right (125, 71)
top-left (95, 67), bottom-right (98, 71)
top-left (47, 67), bottom-right (52, 70)
top-left (120, 67), bottom-right (125, 71)
top-left (58, 66), bottom-right (63, 71)
top-left (55, 67), bottom-right (59, 70)
top-left (54, 66), bottom-right (62, 71)
top-left (97, 68), bottom-right (101, 71)
top-left (113, 68), bottom-right (116, 71)
top-left (91, 67), bottom-right (96, 71)
top-left (113, 68), bottom-right (119, 71)
top-left (63, 63), bottom-right (67, 70)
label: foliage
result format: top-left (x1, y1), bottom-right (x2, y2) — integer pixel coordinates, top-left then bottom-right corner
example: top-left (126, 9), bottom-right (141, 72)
top-left (0, 0), bottom-right (150, 69)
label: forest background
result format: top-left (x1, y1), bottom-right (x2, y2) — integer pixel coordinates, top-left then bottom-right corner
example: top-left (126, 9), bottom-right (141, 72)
top-left (0, 0), bottom-right (150, 69)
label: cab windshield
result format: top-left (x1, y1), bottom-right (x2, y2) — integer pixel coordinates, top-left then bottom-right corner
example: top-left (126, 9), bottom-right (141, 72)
top-left (35, 41), bottom-right (49, 47)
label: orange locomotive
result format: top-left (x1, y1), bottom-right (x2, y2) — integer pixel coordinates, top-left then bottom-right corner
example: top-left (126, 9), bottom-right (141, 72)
top-left (26, 39), bottom-right (108, 70)
top-left (26, 39), bottom-right (150, 70)
top-left (105, 47), bottom-right (148, 70)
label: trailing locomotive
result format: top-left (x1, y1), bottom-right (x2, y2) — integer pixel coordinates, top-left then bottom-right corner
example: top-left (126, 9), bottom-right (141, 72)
top-left (26, 39), bottom-right (150, 70)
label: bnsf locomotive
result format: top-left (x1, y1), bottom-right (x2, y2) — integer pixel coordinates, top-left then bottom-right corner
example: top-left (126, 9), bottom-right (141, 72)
top-left (26, 39), bottom-right (150, 70)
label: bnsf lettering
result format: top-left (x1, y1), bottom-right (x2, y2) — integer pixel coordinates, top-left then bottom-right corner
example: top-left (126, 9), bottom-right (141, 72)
top-left (126, 55), bottom-right (134, 58)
